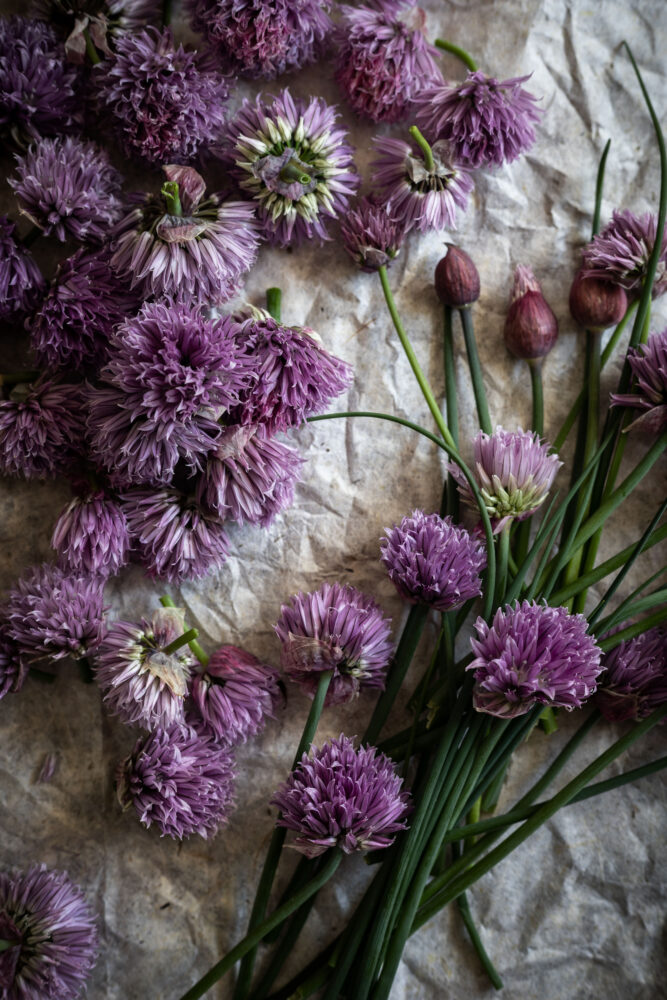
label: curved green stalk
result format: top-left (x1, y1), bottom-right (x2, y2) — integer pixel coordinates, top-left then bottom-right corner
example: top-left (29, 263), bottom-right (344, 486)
top-left (159, 595), bottom-right (209, 666)
top-left (434, 38), bottom-right (478, 72)
top-left (459, 308), bottom-right (493, 434)
top-left (592, 139), bottom-right (611, 237)
top-left (408, 126), bottom-right (435, 171)
top-left (266, 287), bottom-right (281, 322)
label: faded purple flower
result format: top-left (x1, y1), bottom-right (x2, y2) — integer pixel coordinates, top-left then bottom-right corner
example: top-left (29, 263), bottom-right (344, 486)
top-left (380, 509), bottom-right (486, 611)
top-left (415, 69), bottom-right (542, 169)
top-left (0, 622), bottom-right (28, 701)
top-left (340, 196), bottom-right (404, 272)
top-left (611, 328), bottom-right (667, 434)
top-left (595, 627), bottom-right (667, 722)
top-left (271, 734), bottom-right (409, 857)
top-left (51, 489), bottom-right (131, 578)
top-left (274, 582), bottom-right (393, 706)
top-left (449, 427), bottom-right (562, 533)
top-left (468, 601), bottom-right (603, 718)
top-left (116, 722), bottom-right (236, 839)
top-left (95, 608), bottom-right (193, 729)
top-left (219, 89), bottom-right (359, 245)
top-left (190, 644), bottom-right (282, 743)
top-left (370, 135), bottom-right (472, 233)
top-left (0, 864), bottom-right (98, 1000)
top-left (581, 210), bottom-right (667, 298)
top-left (6, 563), bottom-right (105, 664)
top-left (0, 214), bottom-right (44, 322)
top-left (32, 0), bottom-right (161, 63)
top-left (335, 0), bottom-right (441, 124)
top-left (186, 0), bottom-right (332, 79)
top-left (0, 376), bottom-right (86, 479)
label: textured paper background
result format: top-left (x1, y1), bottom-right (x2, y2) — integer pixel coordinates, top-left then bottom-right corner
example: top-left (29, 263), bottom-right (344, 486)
top-left (1, 1), bottom-right (666, 998)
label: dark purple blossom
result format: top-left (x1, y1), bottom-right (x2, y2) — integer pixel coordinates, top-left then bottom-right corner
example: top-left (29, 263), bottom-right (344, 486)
top-left (581, 210), bottom-right (667, 298)
top-left (0, 622), bottom-right (28, 701)
top-left (271, 734), bottom-right (409, 858)
top-left (0, 214), bottom-right (44, 322)
top-left (415, 69), bottom-right (542, 169)
top-left (190, 644), bottom-right (282, 744)
top-left (51, 489), bottom-right (131, 578)
top-left (116, 722), bottom-right (236, 839)
top-left (340, 196), bottom-right (404, 272)
top-left (595, 627), bottom-right (667, 722)
top-left (335, 0), bottom-right (441, 124)
top-left (10, 136), bottom-right (123, 243)
top-left (468, 601), bottom-right (603, 718)
top-left (274, 582), bottom-right (393, 706)
top-left (186, 0), bottom-right (332, 79)
top-left (611, 328), bottom-right (667, 434)
top-left (219, 89), bottom-right (359, 246)
top-left (380, 509), bottom-right (486, 611)
top-left (0, 864), bottom-right (98, 1000)
top-left (370, 135), bottom-right (472, 233)
top-left (6, 563), bottom-right (105, 664)
top-left (0, 376), bottom-right (86, 479)
top-left (32, 0), bottom-right (161, 63)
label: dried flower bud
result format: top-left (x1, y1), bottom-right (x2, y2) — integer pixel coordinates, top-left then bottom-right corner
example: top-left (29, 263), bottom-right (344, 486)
top-left (504, 265), bottom-right (558, 360)
top-left (569, 269), bottom-right (628, 331)
top-left (434, 245), bottom-right (480, 307)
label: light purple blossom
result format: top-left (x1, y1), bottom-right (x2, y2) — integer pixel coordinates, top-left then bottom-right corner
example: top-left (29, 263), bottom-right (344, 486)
top-left (380, 509), bottom-right (486, 611)
top-left (370, 135), bottom-right (472, 233)
top-left (271, 734), bottom-right (409, 858)
top-left (611, 328), bottom-right (667, 434)
top-left (468, 601), bottom-right (603, 718)
top-left (415, 69), bottom-right (542, 169)
top-left (0, 214), bottom-right (44, 322)
top-left (581, 210), bottom-right (667, 298)
top-left (0, 622), bottom-right (28, 701)
top-left (190, 644), bottom-right (282, 744)
top-left (340, 196), bottom-right (405, 272)
top-left (0, 864), bottom-right (98, 1000)
top-left (274, 582), bottom-right (393, 706)
top-left (219, 89), bottom-right (360, 246)
top-left (595, 627), bottom-right (667, 722)
top-left (51, 490), bottom-right (131, 578)
top-left (116, 722), bottom-right (236, 839)
top-left (0, 376), bottom-right (86, 479)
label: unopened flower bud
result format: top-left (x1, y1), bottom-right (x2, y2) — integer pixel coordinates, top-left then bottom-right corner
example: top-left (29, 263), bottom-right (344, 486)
top-left (569, 269), bottom-right (628, 331)
top-left (504, 266), bottom-right (558, 360)
top-left (434, 245), bottom-right (480, 307)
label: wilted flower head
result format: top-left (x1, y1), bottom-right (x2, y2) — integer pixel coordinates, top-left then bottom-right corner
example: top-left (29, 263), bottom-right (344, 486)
top-left (370, 134), bottom-right (473, 233)
top-left (504, 265), bottom-right (558, 361)
top-left (611, 329), bottom-right (667, 434)
top-left (0, 864), bottom-right (98, 1000)
top-left (95, 608), bottom-right (193, 729)
top-left (415, 69), bottom-right (542, 169)
top-left (10, 136), bottom-right (123, 243)
top-left (0, 376), bottom-right (86, 479)
top-left (0, 622), bottom-right (28, 701)
top-left (271, 734), bottom-right (409, 857)
top-left (51, 489), bottom-right (131, 578)
top-left (595, 627), bottom-right (667, 722)
top-left (116, 722), bottom-right (236, 839)
top-left (6, 563), bottom-right (105, 663)
top-left (186, 0), bottom-right (332, 79)
top-left (32, 0), bottom-right (160, 62)
top-left (0, 214), bottom-right (44, 322)
top-left (334, 0), bottom-right (441, 123)
top-left (219, 89), bottom-right (359, 246)
top-left (190, 644), bottom-right (282, 743)
top-left (274, 582), bottom-right (393, 705)
top-left (468, 601), bottom-right (603, 718)
top-left (340, 196), bottom-right (404, 272)
top-left (94, 27), bottom-right (229, 165)
top-left (581, 210), bottom-right (667, 297)
top-left (449, 427), bottom-right (562, 532)
top-left (380, 509), bottom-right (486, 611)
top-left (110, 165), bottom-right (258, 303)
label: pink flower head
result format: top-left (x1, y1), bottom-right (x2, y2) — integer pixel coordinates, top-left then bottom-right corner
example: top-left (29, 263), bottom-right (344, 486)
top-left (611, 328), bottom-right (667, 434)
top-left (190, 645), bottom-right (282, 744)
top-left (581, 210), bottom-right (667, 298)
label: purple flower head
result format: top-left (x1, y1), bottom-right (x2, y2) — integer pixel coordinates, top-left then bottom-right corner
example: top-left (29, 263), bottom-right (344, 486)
top-left (116, 722), bottom-right (236, 839)
top-left (340, 196), bottom-right (405, 272)
top-left (0, 864), bottom-right (98, 1000)
top-left (110, 165), bottom-right (259, 304)
top-left (51, 489), bottom-right (131, 578)
top-left (370, 135), bottom-right (473, 233)
top-left (219, 90), bottom-right (360, 246)
top-left (448, 427), bottom-right (562, 533)
top-left (271, 734), bottom-right (409, 858)
top-left (595, 627), bottom-right (667, 722)
top-left (195, 424), bottom-right (303, 526)
top-left (335, 0), bottom-right (441, 124)
top-left (94, 28), bottom-right (229, 165)
top-left (95, 607), bottom-right (194, 729)
top-left (232, 314), bottom-right (353, 433)
top-left (581, 210), bottom-right (667, 298)
top-left (0, 214), bottom-right (44, 322)
top-left (611, 328), bottom-right (667, 434)
top-left (380, 509), bottom-right (486, 611)
top-left (274, 582), bottom-right (393, 706)
top-left (0, 376), bottom-right (86, 479)
top-left (186, 0), bottom-right (332, 79)
top-left (10, 136), bottom-right (123, 243)
top-left (0, 622), bottom-right (28, 701)
top-left (468, 601), bottom-right (603, 718)
top-left (29, 248), bottom-right (140, 372)
top-left (32, 0), bottom-right (161, 63)
top-left (122, 487), bottom-right (230, 583)
top-left (0, 16), bottom-right (82, 145)
top-left (190, 644), bottom-right (282, 744)
top-left (6, 563), bottom-right (105, 664)
top-left (415, 69), bottom-right (542, 169)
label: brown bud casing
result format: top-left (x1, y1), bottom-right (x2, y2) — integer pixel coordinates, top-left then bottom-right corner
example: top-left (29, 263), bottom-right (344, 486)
top-left (569, 270), bottom-right (628, 331)
top-left (435, 245), bottom-right (480, 307)
top-left (505, 290), bottom-right (559, 360)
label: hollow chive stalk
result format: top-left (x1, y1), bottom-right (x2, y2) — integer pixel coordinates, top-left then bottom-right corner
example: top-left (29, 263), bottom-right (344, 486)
top-left (442, 304), bottom-right (460, 520)
top-left (459, 308), bottom-right (493, 434)
top-left (159, 596), bottom-right (209, 666)
top-left (434, 38), bottom-right (478, 72)
top-left (599, 609), bottom-right (667, 653)
top-left (453, 843), bottom-right (503, 990)
top-left (266, 287), bottom-right (281, 322)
